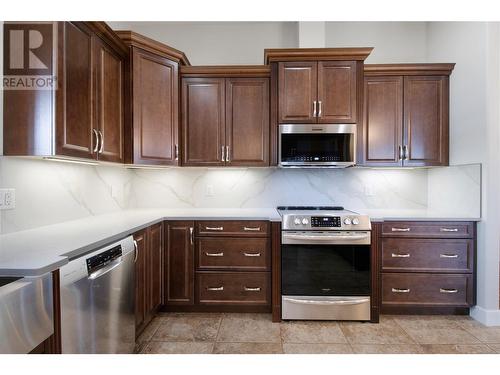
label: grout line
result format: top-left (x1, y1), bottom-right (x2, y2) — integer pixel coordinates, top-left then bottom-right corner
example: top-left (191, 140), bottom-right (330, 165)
top-left (390, 316), bottom-right (420, 345)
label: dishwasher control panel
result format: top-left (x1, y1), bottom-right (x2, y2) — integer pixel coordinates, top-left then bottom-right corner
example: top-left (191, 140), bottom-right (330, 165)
top-left (86, 245), bottom-right (122, 274)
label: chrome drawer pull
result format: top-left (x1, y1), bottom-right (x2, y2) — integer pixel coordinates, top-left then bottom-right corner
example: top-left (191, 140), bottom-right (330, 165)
top-left (205, 226), bottom-right (224, 231)
top-left (205, 252), bottom-right (224, 257)
top-left (440, 228), bottom-right (459, 232)
top-left (243, 252), bottom-right (261, 257)
top-left (440, 253), bottom-right (459, 258)
top-left (392, 227), bottom-right (411, 232)
top-left (392, 288), bottom-right (410, 293)
top-left (243, 226), bottom-right (261, 231)
top-left (207, 286), bottom-right (224, 291)
top-left (440, 288), bottom-right (458, 293)
top-left (391, 253), bottom-right (410, 258)
top-left (244, 287), bottom-right (261, 292)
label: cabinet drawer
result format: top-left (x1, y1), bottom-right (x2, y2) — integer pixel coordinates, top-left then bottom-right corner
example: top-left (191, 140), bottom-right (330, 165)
top-left (382, 273), bottom-right (473, 307)
top-left (196, 272), bottom-right (270, 305)
top-left (196, 220), bottom-right (269, 237)
top-left (382, 238), bottom-right (474, 273)
top-left (197, 237), bottom-right (270, 271)
top-left (382, 221), bottom-right (474, 238)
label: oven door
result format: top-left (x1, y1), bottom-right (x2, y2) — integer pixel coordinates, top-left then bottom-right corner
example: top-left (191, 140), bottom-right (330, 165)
top-left (279, 124), bottom-right (356, 167)
top-left (281, 231), bottom-right (371, 320)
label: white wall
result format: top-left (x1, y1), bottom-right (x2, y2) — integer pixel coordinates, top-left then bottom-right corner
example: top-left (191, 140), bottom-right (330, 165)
top-left (326, 22), bottom-right (427, 63)
top-left (427, 22), bottom-right (500, 323)
top-left (107, 22), bottom-right (298, 65)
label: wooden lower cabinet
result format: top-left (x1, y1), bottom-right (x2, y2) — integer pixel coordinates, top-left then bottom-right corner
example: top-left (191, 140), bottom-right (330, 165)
top-left (163, 220), bottom-right (272, 312)
top-left (378, 221), bottom-right (476, 315)
top-left (134, 222), bottom-right (164, 335)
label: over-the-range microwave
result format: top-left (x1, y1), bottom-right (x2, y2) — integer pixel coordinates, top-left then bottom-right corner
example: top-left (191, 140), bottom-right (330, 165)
top-left (279, 124), bottom-right (356, 168)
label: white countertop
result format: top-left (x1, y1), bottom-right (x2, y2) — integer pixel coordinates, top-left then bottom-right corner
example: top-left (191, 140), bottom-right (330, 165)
top-left (0, 208), bottom-right (282, 277)
top-left (357, 209), bottom-right (481, 222)
top-left (0, 207), bottom-right (480, 277)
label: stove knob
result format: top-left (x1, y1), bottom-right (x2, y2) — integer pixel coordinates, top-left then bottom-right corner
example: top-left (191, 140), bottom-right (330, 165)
top-left (352, 218), bottom-right (360, 225)
top-left (302, 218), bottom-right (309, 225)
top-left (294, 218), bottom-right (301, 225)
top-left (344, 218), bottom-right (352, 225)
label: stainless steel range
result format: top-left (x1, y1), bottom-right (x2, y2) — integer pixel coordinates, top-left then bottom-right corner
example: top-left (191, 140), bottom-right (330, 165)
top-left (278, 206), bottom-right (372, 321)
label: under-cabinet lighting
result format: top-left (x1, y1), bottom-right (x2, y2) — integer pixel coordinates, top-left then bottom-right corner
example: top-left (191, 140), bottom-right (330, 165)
top-left (43, 157), bottom-right (99, 166)
top-left (125, 164), bottom-right (172, 170)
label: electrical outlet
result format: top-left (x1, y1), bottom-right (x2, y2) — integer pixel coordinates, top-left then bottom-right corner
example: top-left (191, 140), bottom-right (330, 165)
top-left (205, 184), bottom-right (214, 197)
top-left (0, 189), bottom-right (16, 210)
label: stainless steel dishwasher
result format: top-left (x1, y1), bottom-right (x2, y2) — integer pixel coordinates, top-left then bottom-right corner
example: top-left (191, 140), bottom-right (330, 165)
top-left (60, 236), bottom-right (136, 354)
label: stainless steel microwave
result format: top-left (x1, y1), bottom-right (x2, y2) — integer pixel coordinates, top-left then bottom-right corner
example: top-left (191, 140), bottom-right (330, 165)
top-left (279, 124), bottom-right (357, 168)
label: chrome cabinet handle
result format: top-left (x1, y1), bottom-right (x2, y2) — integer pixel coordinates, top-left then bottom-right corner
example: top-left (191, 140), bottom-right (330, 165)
top-left (207, 286), bottom-right (224, 291)
top-left (92, 129), bottom-right (99, 153)
top-left (392, 288), bottom-right (410, 293)
top-left (244, 287), bottom-right (261, 292)
top-left (391, 253), bottom-right (410, 258)
top-left (175, 144), bottom-right (179, 161)
top-left (205, 252), bottom-right (224, 257)
top-left (133, 240), bottom-right (138, 263)
top-left (221, 146), bottom-right (225, 162)
top-left (189, 227), bottom-right (194, 245)
top-left (226, 146), bottom-right (230, 163)
top-left (440, 288), bottom-right (458, 293)
top-left (440, 253), bottom-right (459, 258)
top-left (317, 101), bottom-right (322, 117)
top-left (391, 227), bottom-right (411, 232)
top-left (98, 130), bottom-right (104, 153)
top-left (403, 145), bottom-right (408, 160)
top-left (205, 226), bottom-right (224, 231)
top-left (313, 101), bottom-right (317, 117)
top-left (440, 228), bottom-right (459, 232)
top-left (243, 252), bottom-right (261, 257)
top-left (398, 145), bottom-right (403, 160)
top-left (243, 226), bottom-right (261, 231)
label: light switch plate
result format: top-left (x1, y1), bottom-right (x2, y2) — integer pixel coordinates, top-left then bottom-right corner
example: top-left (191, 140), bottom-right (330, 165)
top-left (205, 184), bottom-right (214, 197)
top-left (0, 189), bottom-right (16, 210)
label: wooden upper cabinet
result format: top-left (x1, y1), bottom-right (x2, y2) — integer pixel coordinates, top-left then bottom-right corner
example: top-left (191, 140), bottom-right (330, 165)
top-left (56, 22), bottom-right (95, 159)
top-left (226, 78), bottom-right (269, 166)
top-left (164, 221), bottom-right (195, 305)
top-left (317, 61), bottom-right (357, 123)
top-left (403, 76), bottom-right (449, 166)
top-left (361, 64), bottom-right (454, 167)
top-left (94, 37), bottom-right (124, 163)
top-left (362, 76), bottom-right (403, 166)
top-left (278, 62), bottom-right (317, 123)
top-left (182, 78), bottom-right (225, 166)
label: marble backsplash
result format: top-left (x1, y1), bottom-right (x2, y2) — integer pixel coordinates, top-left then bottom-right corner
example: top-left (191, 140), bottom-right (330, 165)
top-left (0, 157), bottom-right (481, 234)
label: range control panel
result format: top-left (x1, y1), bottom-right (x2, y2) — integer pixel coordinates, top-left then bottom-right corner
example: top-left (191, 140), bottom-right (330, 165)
top-left (311, 216), bottom-right (341, 227)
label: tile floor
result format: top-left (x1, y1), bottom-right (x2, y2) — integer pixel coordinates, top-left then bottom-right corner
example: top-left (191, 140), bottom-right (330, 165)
top-left (135, 313), bottom-right (500, 354)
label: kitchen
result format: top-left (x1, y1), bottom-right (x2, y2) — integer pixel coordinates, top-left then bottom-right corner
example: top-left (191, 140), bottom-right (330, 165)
top-left (1, 1), bottom-right (500, 372)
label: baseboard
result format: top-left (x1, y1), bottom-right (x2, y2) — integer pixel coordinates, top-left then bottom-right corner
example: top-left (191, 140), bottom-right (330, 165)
top-left (471, 306), bottom-right (500, 326)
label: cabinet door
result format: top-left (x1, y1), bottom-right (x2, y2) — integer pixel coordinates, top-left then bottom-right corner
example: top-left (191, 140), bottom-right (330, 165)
top-left (278, 62), bottom-right (317, 123)
top-left (226, 78), bottom-right (269, 166)
top-left (164, 221), bottom-right (195, 305)
top-left (94, 38), bottom-right (124, 163)
top-left (148, 222), bottom-right (163, 311)
top-left (132, 49), bottom-right (179, 165)
top-left (56, 22), bottom-right (96, 159)
top-left (317, 61), bottom-right (357, 123)
top-left (182, 78), bottom-right (225, 166)
top-left (361, 76), bottom-right (403, 166)
top-left (403, 76), bottom-right (449, 166)
top-left (133, 229), bottom-right (148, 328)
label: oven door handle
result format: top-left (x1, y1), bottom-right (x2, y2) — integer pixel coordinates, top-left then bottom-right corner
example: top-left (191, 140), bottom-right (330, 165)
top-left (282, 232), bottom-right (371, 245)
top-left (283, 297), bottom-right (370, 306)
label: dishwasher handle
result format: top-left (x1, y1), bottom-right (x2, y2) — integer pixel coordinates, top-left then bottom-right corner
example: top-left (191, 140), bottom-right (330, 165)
top-left (88, 258), bottom-right (123, 280)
